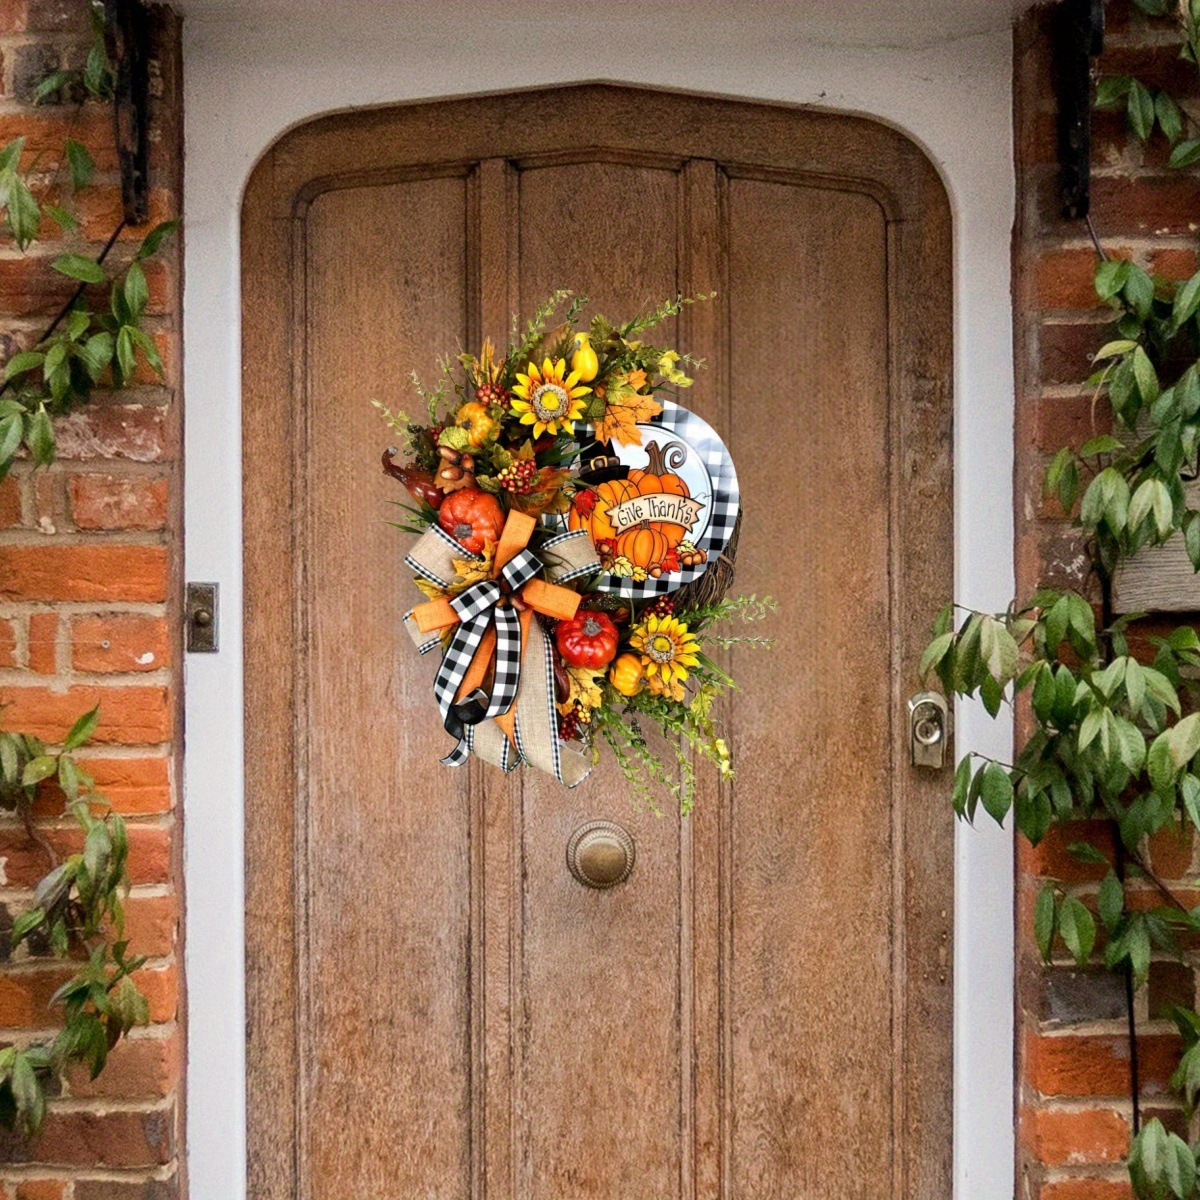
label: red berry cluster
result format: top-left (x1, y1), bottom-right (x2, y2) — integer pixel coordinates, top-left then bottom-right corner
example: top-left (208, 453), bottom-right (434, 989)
top-left (647, 595), bottom-right (676, 618)
top-left (476, 381), bottom-right (511, 409)
top-left (558, 705), bottom-right (586, 742)
top-left (498, 458), bottom-right (538, 494)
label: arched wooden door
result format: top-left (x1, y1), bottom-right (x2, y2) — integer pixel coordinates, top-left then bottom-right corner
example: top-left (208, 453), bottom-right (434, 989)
top-left (241, 85), bottom-right (953, 1199)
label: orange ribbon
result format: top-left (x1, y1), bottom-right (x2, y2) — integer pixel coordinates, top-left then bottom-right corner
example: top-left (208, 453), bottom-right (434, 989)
top-left (410, 511), bottom-right (581, 748)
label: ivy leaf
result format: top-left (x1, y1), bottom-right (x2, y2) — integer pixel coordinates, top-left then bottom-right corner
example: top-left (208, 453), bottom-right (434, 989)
top-left (11, 1052), bottom-right (44, 1133)
top-left (1128, 1118), bottom-right (1197, 1200)
top-left (64, 139), bottom-right (93, 191)
top-left (57, 753), bottom-right (78, 801)
top-left (1156, 90), bottom-right (1183, 143)
top-left (32, 69), bottom-right (72, 103)
top-left (1079, 708), bottom-right (1105, 752)
top-left (1128, 79), bottom-right (1157, 141)
top-left (1095, 75), bottom-right (1132, 110)
top-left (115, 327), bottom-right (135, 382)
top-left (52, 254), bottom-right (105, 285)
top-left (1093, 335), bottom-right (1137, 359)
top-left (979, 615), bottom-right (1018, 684)
top-left (0, 136), bottom-right (24, 174)
top-left (3, 350), bottom-right (44, 382)
top-left (1169, 138), bottom-right (1200, 168)
top-left (129, 327), bottom-right (162, 376)
top-left (951, 755), bottom-right (972, 818)
top-left (1079, 434), bottom-right (1125, 457)
top-left (1133, 345), bottom-right (1160, 403)
top-left (1099, 871), bottom-right (1125, 932)
top-left (1149, 731), bottom-right (1180, 796)
top-left (25, 407), bottom-right (53, 468)
top-left (5, 175), bottom-right (39, 250)
top-left (920, 632), bottom-right (955, 680)
top-left (1067, 841), bottom-right (1109, 865)
top-left (1058, 894), bottom-right (1096, 964)
top-left (1167, 714), bottom-right (1200, 772)
top-left (63, 706), bottom-right (99, 751)
top-left (1181, 774), bottom-right (1200, 832)
top-left (1034, 885), bottom-right (1057, 962)
top-left (1177, 365), bottom-right (1200, 418)
top-left (1184, 510), bottom-right (1200, 571)
top-left (1043, 595), bottom-right (1070, 655)
top-left (1129, 478), bottom-right (1175, 540)
top-left (79, 332), bottom-right (113, 382)
top-left (123, 262), bottom-right (148, 321)
top-left (979, 761), bottom-right (1013, 825)
top-left (134, 217), bottom-right (179, 261)
top-left (20, 755), bottom-right (57, 787)
top-left (1171, 1042), bottom-right (1200, 1112)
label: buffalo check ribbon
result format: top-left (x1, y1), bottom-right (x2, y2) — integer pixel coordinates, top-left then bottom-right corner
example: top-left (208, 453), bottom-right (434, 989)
top-left (403, 511), bottom-right (599, 786)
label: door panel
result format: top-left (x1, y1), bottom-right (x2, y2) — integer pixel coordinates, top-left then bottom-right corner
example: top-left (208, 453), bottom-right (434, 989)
top-left (726, 179), bottom-right (893, 1193)
top-left (303, 177), bottom-right (473, 1196)
top-left (242, 85), bottom-right (954, 1200)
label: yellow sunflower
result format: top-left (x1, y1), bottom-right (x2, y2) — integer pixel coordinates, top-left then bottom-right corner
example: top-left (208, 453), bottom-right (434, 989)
top-left (629, 614), bottom-right (701, 690)
top-left (511, 357), bottom-right (591, 438)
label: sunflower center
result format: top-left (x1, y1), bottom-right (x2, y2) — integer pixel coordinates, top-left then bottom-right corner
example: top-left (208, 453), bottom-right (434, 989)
top-left (647, 634), bottom-right (676, 664)
top-left (531, 382), bottom-right (567, 420)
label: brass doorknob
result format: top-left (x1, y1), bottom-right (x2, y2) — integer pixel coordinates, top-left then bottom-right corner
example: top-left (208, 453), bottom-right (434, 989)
top-left (567, 820), bottom-right (635, 889)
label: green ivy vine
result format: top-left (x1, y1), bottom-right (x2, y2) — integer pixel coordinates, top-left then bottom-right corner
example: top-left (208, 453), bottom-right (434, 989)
top-left (0, 1), bottom-right (176, 1134)
top-left (925, 2), bottom-right (1200, 1194)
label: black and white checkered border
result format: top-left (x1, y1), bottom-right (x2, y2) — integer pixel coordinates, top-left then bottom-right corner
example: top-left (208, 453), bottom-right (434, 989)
top-left (580, 399), bottom-right (740, 600)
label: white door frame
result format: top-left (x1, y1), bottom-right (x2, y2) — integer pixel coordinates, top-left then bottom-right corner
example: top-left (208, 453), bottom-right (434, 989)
top-left (181, 8), bottom-right (1016, 1198)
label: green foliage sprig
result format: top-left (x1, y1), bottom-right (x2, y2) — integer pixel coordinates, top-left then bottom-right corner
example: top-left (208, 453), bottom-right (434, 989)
top-left (926, 5), bottom-right (1200, 1193)
top-left (0, 9), bottom-right (170, 1138)
top-left (0, 709), bottom-right (147, 1134)
top-left (0, 98), bottom-right (177, 479)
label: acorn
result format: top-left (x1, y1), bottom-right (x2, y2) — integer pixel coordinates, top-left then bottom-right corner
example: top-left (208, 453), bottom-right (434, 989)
top-left (435, 446), bottom-right (476, 493)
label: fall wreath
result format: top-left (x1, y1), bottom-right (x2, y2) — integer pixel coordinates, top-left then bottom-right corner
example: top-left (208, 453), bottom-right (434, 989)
top-left (379, 291), bottom-right (771, 811)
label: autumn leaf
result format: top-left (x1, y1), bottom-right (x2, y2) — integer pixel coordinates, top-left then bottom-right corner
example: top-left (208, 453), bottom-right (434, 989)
top-left (594, 371), bottom-right (662, 447)
top-left (450, 542), bottom-right (496, 591)
top-left (414, 577), bottom-right (447, 601)
top-left (557, 664), bottom-right (606, 715)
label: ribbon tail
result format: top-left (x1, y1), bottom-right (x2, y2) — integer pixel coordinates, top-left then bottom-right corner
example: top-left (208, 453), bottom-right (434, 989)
top-left (486, 604), bottom-right (522, 718)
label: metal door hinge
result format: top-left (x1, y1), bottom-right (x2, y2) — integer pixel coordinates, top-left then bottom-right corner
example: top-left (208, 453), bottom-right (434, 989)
top-left (186, 582), bottom-right (219, 653)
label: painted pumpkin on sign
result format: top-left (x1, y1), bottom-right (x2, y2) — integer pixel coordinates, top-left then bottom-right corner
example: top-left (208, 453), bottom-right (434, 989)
top-left (568, 477), bottom-right (639, 545)
top-left (615, 525), bottom-right (672, 570)
top-left (625, 440), bottom-right (692, 553)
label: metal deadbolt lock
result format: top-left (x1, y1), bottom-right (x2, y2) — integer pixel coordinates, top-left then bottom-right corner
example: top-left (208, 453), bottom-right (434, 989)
top-left (908, 691), bottom-right (948, 769)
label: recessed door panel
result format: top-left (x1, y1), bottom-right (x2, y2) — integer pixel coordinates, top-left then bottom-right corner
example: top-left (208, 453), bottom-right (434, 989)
top-left (303, 176), bottom-right (473, 1198)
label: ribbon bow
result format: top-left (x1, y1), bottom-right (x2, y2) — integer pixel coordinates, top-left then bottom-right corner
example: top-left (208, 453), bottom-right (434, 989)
top-left (404, 511), bottom-right (599, 783)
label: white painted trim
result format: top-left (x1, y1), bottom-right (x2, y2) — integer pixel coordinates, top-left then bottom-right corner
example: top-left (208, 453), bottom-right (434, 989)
top-left (182, 9), bottom-right (1016, 1198)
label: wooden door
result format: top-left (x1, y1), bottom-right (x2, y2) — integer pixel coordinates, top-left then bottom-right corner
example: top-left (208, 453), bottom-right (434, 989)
top-left (242, 86), bottom-right (953, 1200)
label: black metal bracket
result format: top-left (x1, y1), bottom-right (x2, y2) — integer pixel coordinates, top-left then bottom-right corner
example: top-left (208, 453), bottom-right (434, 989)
top-left (102, 0), bottom-right (151, 226)
top-left (1053, 0), bottom-right (1105, 220)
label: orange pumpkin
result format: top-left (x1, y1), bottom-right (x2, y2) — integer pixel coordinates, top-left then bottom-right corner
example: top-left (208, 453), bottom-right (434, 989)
top-left (615, 524), bottom-right (671, 570)
top-left (626, 440), bottom-right (691, 552)
top-left (568, 477), bottom-right (639, 544)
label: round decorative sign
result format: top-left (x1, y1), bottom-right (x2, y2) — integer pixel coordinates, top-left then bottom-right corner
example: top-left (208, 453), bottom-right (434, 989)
top-left (567, 400), bottom-right (740, 599)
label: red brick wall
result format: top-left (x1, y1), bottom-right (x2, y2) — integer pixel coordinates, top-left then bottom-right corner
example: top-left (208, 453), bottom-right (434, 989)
top-left (1014, 3), bottom-right (1198, 1197)
top-left (0, 2), bottom-right (182, 1197)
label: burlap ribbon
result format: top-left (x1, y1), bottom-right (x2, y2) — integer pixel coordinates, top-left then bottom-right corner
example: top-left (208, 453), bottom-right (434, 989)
top-left (403, 512), bottom-right (599, 787)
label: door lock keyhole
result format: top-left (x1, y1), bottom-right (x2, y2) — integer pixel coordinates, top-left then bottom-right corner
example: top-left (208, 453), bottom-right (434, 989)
top-left (908, 692), bottom-right (948, 769)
